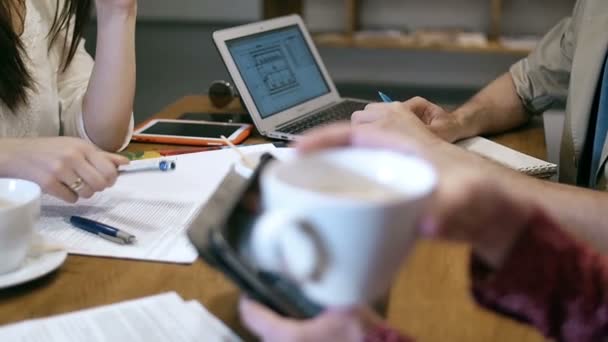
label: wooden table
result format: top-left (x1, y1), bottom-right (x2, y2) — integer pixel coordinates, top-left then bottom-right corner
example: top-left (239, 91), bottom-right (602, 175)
top-left (0, 96), bottom-right (546, 342)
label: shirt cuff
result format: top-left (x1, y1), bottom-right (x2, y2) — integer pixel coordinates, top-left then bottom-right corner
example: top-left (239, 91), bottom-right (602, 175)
top-left (509, 60), bottom-right (554, 115)
top-left (77, 112), bottom-right (134, 152)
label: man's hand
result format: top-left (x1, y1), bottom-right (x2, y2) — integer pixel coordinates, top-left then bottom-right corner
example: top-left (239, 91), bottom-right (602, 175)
top-left (400, 97), bottom-right (469, 142)
top-left (351, 97), bottom-right (468, 143)
top-left (351, 102), bottom-right (443, 146)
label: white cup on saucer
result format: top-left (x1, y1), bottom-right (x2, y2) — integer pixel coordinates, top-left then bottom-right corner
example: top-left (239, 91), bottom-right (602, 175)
top-left (0, 179), bottom-right (41, 274)
top-left (249, 148), bottom-right (437, 307)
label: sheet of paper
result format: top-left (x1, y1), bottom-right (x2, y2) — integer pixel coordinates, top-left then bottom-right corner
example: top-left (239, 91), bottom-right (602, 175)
top-left (185, 301), bottom-right (243, 341)
top-left (0, 293), bottom-right (241, 342)
top-left (36, 144), bottom-right (276, 263)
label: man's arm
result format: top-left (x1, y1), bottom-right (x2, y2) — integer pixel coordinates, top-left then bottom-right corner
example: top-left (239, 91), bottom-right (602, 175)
top-left (450, 73), bottom-right (530, 140)
top-left (451, 7), bottom-right (579, 140)
top-left (392, 10), bottom-right (579, 143)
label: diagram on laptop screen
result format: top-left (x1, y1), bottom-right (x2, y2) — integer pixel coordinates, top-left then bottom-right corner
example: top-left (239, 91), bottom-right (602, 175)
top-left (252, 47), bottom-right (298, 95)
top-left (227, 25), bottom-right (330, 119)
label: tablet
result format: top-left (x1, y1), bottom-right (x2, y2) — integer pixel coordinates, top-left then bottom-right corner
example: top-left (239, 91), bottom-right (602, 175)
top-left (178, 112), bottom-right (253, 124)
top-left (132, 119), bottom-right (252, 146)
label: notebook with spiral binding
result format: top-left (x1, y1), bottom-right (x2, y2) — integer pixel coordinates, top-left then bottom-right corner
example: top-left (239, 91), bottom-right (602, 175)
top-left (457, 136), bottom-right (557, 178)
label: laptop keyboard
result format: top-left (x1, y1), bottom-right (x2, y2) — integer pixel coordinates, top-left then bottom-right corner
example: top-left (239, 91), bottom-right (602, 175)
top-left (277, 100), bottom-right (368, 135)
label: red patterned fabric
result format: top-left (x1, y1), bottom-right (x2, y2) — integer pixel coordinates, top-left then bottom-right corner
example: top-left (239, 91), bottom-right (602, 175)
top-left (471, 209), bottom-right (608, 342)
top-left (366, 209), bottom-right (608, 342)
top-left (364, 323), bottom-right (412, 342)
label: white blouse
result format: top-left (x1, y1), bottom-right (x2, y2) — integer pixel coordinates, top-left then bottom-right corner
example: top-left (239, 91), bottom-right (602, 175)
top-left (0, 0), bottom-right (133, 150)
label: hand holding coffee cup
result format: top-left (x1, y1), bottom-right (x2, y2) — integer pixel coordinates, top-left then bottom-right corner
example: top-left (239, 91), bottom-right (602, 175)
top-left (249, 148), bottom-right (437, 307)
top-left (0, 179), bottom-right (41, 274)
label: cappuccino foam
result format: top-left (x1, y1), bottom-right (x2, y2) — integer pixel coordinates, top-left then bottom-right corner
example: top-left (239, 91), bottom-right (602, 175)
top-left (308, 167), bottom-right (404, 201)
top-left (0, 198), bottom-right (17, 209)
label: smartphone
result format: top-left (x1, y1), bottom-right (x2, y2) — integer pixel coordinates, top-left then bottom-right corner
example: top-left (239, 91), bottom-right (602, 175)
top-left (187, 154), bottom-right (324, 319)
top-left (132, 119), bottom-right (252, 146)
top-left (178, 112), bottom-right (253, 124)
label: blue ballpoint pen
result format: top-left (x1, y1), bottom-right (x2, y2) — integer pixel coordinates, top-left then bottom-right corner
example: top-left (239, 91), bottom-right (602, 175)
top-left (70, 216), bottom-right (137, 245)
top-left (378, 91), bottom-right (394, 103)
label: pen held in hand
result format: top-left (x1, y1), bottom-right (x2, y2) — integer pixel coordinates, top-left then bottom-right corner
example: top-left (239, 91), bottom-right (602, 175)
top-left (378, 91), bottom-right (394, 103)
top-left (119, 159), bottom-right (177, 173)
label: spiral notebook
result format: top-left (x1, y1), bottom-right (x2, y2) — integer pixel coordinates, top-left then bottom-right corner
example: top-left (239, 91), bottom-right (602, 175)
top-left (457, 136), bottom-right (557, 178)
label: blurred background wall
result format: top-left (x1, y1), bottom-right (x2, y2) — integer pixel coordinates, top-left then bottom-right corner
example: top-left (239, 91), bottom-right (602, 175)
top-left (85, 0), bottom-right (573, 163)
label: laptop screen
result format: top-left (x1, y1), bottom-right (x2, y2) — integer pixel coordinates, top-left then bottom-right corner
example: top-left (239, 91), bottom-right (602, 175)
top-left (226, 25), bottom-right (330, 119)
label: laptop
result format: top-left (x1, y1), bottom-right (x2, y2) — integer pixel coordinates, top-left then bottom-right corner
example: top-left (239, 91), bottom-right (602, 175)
top-left (213, 15), bottom-right (369, 141)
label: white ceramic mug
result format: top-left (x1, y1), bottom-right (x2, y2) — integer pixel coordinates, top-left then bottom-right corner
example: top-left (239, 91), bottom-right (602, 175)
top-left (249, 148), bottom-right (437, 307)
top-left (0, 179), bottom-right (41, 274)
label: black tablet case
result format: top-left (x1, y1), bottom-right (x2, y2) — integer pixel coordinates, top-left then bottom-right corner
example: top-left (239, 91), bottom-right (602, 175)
top-left (187, 156), bottom-right (323, 319)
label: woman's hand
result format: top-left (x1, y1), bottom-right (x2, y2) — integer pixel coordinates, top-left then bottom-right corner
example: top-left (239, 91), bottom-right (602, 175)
top-left (0, 137), bottom-right (129, 203)
top-left (239, 297), bottom-right (383, 342)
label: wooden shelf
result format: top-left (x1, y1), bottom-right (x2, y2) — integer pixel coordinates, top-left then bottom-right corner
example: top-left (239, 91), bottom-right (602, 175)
top-left (313, 32), bottom-right (532, 55)
top-left (262, 0), bottom-right (533, 56)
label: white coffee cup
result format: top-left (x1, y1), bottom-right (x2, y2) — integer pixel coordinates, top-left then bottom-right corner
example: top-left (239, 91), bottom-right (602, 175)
top-left (0, 179), bottom-right (41, 274)
top-left (249, 148), bottom-right (437, 307)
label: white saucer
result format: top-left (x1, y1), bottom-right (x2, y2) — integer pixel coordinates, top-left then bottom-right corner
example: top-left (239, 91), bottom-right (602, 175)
top-left (0, 250), bottom-right (68, 290)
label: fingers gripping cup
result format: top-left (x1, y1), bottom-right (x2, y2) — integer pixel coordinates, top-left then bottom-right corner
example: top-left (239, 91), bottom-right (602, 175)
top-left (249, 148), bottom-right (437, 307)
top-left (0, 179), bottom-right (41, 274)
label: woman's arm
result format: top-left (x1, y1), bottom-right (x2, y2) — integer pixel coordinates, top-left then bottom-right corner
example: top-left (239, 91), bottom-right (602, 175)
top-left (81, 1), bottom-right (136, 151)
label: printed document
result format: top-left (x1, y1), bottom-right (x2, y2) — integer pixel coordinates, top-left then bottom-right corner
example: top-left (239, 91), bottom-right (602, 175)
top-left (0, 292), bottom-right (241, 342)
top-left (36, 144), bottom-right (277, 263)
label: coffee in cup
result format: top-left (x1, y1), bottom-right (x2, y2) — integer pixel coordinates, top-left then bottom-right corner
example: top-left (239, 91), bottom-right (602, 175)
top-left (249, 148), bottom-right (437, 307)
top-left (0, 179), bottom-right (41, 274)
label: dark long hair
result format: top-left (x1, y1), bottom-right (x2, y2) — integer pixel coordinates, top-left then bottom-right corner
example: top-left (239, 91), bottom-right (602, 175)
top-left (0, 0), bottom-right (92, 111)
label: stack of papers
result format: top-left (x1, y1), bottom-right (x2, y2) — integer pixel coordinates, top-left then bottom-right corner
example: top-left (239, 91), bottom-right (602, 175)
top-left (0, 292), bottom-right (241, 341)
top-left (36, 144), bottom-right (277, 263)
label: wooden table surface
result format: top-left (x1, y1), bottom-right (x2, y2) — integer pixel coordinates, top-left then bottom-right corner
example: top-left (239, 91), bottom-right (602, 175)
top-left (0, 96), bottom-right (546, 341)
